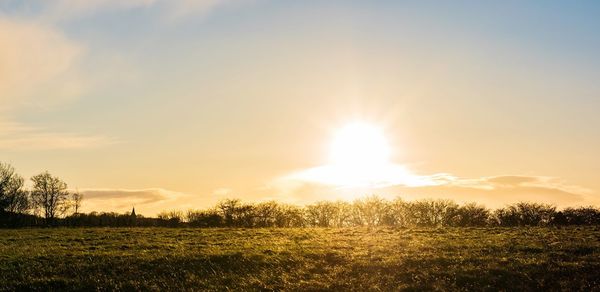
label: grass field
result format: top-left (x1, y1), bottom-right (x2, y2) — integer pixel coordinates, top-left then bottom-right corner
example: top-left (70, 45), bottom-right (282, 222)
top-left (1, 227), bottom-right (599, 291)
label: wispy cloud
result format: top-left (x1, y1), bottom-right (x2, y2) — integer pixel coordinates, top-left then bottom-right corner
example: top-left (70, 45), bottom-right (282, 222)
top-left (161, 0), bottom-right (239, 21)
top-left (448, 175), bottom-right (592, 196)
top-left (0, 18), bottom-right (85, 111)
top-left (274, 167), bottom-right (597, 208)
top-left (80, 188), bottom-right (202, 216)
top-left (0, 121), bottom-right (116, 150)
top-left (393, 175), bottom-right (595, 208)
top-left (12, 0), bottom-right (241, 22)
top-left (284, 164), bottom-right (449, 189)
top-left (1, 1), bottom-right (241, 150)
top-left (0, 17), bottom-right (119, 150)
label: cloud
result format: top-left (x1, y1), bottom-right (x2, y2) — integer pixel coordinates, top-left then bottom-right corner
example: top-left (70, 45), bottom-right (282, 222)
top-left (39, 0), bottom-right (157, 22)
top-left (83, 188), bottom-right (168, 205)
top-left (1, 0), bottom-right (241, 107)
top-left (485, 176), bottom-right (539, 185)
top-left (46, 0), bottom-right (156, 20)
top-left (0, 18), bottom-right (118, 150)
top-left (0, 121), bottom-right (116, 150)
top-left (80, 188), bottom-right (198, 216)
top-left (382, 175), bottom-right (594, 209)
top-left (285, 164), bottom-right (449, 189)
top-left (274, 168), bottom-right (597, 208)
top-left (162, 0), bottom-right (237, 20)
top-left (211, 187), bottom-right (234, 198)
top-left (450, 175), bottom-right (592, 195)
top-left (0, 18), bottom-right (86, 111)
top-left (0, 0), bottom-right (250, 150)
top-left (20, 0), bottom-right (240, 22)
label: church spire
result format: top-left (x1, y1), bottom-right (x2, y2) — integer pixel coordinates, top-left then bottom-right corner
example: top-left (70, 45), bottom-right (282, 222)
top-left (131, 206), bottom-right (136, 217)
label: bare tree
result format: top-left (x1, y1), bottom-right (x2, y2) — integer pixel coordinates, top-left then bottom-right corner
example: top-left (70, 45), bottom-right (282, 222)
top-left (453, 203), bottom-right (490, 226)
top-left (30, 171), bottom-right (69, 222)
top-left (71, 191), bottom-right (84, 215)
top-left (274, 204), bottom-right (305, 227)
top-left (305, 201), bottom-right (339, 227)
top-left (0, 162), bottom-right (29, 213)
top-left (352, 195), bottom-right (389, 227)
top-left (157, 210), bottom-right (184, 221)
top-left (382, 197), bottom-right (410, 227)
top-left (493, 202), bottom-right (556, 226)
top-left (254, 201), bottom-right (278, 227)
top-left (217, 199), bottom-right (242, 226)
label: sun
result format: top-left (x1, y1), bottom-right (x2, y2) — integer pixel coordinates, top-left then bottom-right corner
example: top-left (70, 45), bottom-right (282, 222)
top-left (329, 122), bottom-right (391, 167)
top-left (287, 121), bottom-right (434, 189)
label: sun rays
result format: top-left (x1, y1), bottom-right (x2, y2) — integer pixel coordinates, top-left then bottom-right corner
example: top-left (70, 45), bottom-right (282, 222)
top-left (286, 121), bottom-right (438, 190)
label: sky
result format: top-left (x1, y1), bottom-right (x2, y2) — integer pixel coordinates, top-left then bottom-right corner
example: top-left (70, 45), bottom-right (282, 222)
top-left (1, 0), bottom-right (600, 215)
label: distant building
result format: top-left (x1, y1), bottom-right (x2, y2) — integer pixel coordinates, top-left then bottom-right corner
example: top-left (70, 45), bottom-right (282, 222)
top-left (130, 207), bottom-right (137, 226)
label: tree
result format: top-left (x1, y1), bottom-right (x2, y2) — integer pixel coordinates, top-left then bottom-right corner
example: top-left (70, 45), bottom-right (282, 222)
top-left (493, 202), bottom-right (556, 226)
top-left (254, 201), bottom-right (279, 227)
top-left (274, 204), bottom-right (305, 227)
top-left (187, 209), bottom-right (223, 227)
top-left (407, 199), bottom-right (459, 227)
top-left (352, 195), bottom-right (389, 227)
top-left (71, 191), bottom-right (84, 214)
top-left (557, 207), bottom-right (600, 225)
top-left (0, 162), bottom-right (29, 213)
top-left (305, 201), bottom-right (339, 227)
top-left (382, 197), bottom-right (410, 227)
top-left (216, 199), bottom-right (257, 227)
top-left (452, 203), bottom-right (490, 226)
top-left (30, 171), bottom-right (69, 222)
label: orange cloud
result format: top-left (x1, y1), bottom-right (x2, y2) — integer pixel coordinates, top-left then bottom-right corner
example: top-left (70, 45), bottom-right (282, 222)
top-left (272, 172), bottom-right (598, 209)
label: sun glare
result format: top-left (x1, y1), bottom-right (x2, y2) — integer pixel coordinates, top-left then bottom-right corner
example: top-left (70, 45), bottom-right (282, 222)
top-left (329, 122), bottom-right (391, 167)
top-left (288, 121), bottom-right (436, 189)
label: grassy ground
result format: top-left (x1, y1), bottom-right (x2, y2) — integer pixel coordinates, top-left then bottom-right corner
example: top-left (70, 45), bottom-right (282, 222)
top-left (0, 227), bottom-right (599, 291)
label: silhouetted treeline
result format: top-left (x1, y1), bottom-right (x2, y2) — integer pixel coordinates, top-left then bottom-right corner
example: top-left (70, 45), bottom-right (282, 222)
top-left (0, 211), bottom-right (165, 228)
top-left (3, 197), bottom-right (600, 228)
top-left (174, 198), bottom-right (600, 228)
top-left (3, 161), bottom-right (600, 228)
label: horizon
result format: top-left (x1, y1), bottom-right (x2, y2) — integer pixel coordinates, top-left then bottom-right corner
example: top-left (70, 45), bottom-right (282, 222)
top-left (2, 0), bottom-right (600, 216)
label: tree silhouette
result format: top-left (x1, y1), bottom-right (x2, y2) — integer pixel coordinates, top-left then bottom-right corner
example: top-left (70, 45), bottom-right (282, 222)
top-left (0, 162), bottom-right (29, 214)
top-left (30, 171), bottom-right (69, 223)
top-left (71, 191), bottom-right (84, 215)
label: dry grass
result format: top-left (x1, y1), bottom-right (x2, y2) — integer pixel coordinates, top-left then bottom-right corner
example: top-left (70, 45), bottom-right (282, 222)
top-left (1, 227), bottom-right (599, 291)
